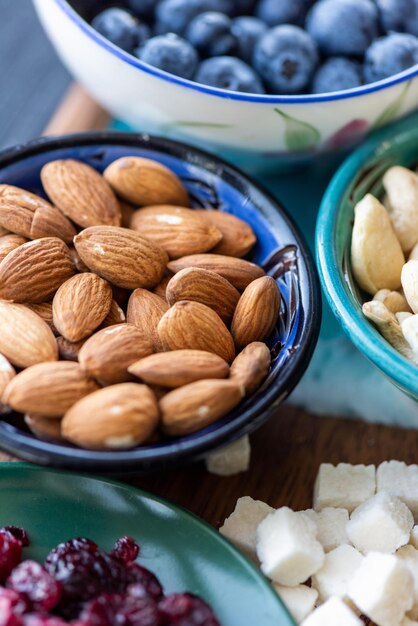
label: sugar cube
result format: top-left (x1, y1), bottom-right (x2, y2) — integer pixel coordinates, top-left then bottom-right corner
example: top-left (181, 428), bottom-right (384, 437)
top-left (301, 597), bottom-right (362, 626)
top-left (313, 463), bottom-right (376, 513)
top-left (411, 526), bottom-right (418, 549)
top-left (303, 507), bottom-right (350, 552)
top-left (205, 436), bottom-right (250, 476)
top-left (273, 584), bottom-right (318, 624)
top-left (219, 496), bottom-right (274, 561)
top-left (256, 507), bottom-right (324, 586)
top-left (397, 546), bottom-right (418, 619)
top-left (348, 552), bottom-right (414, 626)
top-left (312, 544), bottom-right (363, 603)
top-left (377, 461), bottom-right (418, 520)
top-left (346, 492), bottom-right (413, 554)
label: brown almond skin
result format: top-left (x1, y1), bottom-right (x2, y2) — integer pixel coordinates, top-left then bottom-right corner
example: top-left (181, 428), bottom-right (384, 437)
top-left (129, 350), bottom-right (229, 388)
top-left (195, 210), bottom-right (256, 258)
top-left (57, 336), bottom-right (86, 362)
top-left (104, 157), bottom-right (189, 207)
top-left (161, 379), bottom-right (244, 436)
top-left (53, 273), bottom-right (113, 342)
top-left (231, 276), bottom-right (281, 350)
top-left (41, 159), bottom-right (121, 228)
top-left (0, 234), bottom-right (28, 263)
top-left (74, 226), bottom-right (168, 289)
top-left (78, 323), bottom-right (154, 385)
top-left (99, 299), bottom-right (126, 329)
top-left (130, 205), bottom-right (222, 259)
top-left (25, 415), bottom-right (64, 442)
top-left (158, 301), bottom-right (235, 363)
top-left (69, 246), bottom-right (90, 273)
top-left (0, 353), bottom-right (15, 398)
top-left (25, 302), bottom-right (57, 335)
top-left (127, 289), bottom-right (168, 351)
top-left (153, 272), bottom-right (173, 301)
top-left (230, 342), bottom-right (271, 395)
top-left (62, 383), bottom-right (159, 450)
top-left (168, 254), bottom-right (265, 291)
top-left (0, 301), bottom-right (58, 368)
top-left (3, 361), bottom-right (99, 417)
top-left (0, 237), bottom-right (75, 303)
top-left (166, 267), bottom-right (240, 324)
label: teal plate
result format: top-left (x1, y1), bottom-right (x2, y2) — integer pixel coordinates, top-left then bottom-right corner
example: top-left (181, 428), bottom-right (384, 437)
top-left (0, 464), bottom-right (293, 626)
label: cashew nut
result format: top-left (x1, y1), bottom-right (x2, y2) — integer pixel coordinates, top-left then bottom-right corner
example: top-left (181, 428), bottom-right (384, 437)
top-left (382, 166), bottom-right (418, 253)
top-left (409, 242), bottom-right (418, 261)
top-left (401, 314), bottom-right (418, 357)
top-left (351, 194), bottom-right (405, 295)
top-left (373, 289), bottom-right (411, 314)
top-left (401, 260), bottom-right (418, 314)
top-left (396, 312), bottom-right (413, 324)
top-left (362, 300), bottom-right (415, 362)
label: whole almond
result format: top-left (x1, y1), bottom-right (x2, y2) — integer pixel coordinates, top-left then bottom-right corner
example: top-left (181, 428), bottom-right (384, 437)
top-left (231, 276), bottom-right (281, 350)
top-left (30, 203), bottom-right (77, 242)
top-left (128, 350), bottom-right (229, 388)
top-left (0, 353), bottom-right (15, 398)
top-left (0, 301), bottom-right (58, 367)
top-left (57, 336), bottom-right (86, 362)
top-left (62, 383), bottom-right (159, 449)
top-left (53, 273), bottom-right (112, 342)
top-left (195, 210), bottom-right (256, 257)
top-left (41, 159), bottom-right (121, 228)
top-left (153, 272), bottom-right (173, 301)
top-left (166, 267), bottom-right (239, 324)
top-left (69, 246), bottom-right (90, 273)
top-left (127, 289), bottom-right (169, 351)
top-left (3, 362), bottom-right (99, 417)
top-left (0, 227), bottom-right (9, 237)
top-left (74, 226), bottom-right (168, 289)
top-left (99, 299), bottom-right (126, 329)
top-left (0, 234), bottom-right (28, 263)
top-left (78, 323), bottom-right (154, 384)
top-left (104, 156), bottom-right (189, 207)
top-left (25, 302), bottom-right (57, 335)
top-left (168, 254), bottom-right (265, 291)
top-left (130, 206), bottom-right (222, 259)
top-left (25, 414), bottom-right (64, 441)
top-left (230, 342), bottom-right (271, 395)
top-left (158, 301), bottom-right (235, 363)
top-left (0, 237), bottom-right (75, 303)
top-left (160, 379), bottom-right (244, 436)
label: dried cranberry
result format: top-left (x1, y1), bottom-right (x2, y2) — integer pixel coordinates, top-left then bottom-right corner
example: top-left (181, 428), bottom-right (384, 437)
top-left (127, 565), bottom-right (163, 602)
top-left (111, 538), bottom-right (140, 565)
top-left (0, 533), bottom-right (23, 582)
top-left (22, 616), bottom-right (68, 626)
top-left (0, 588), bottom-right (29, 626)
top-left (81, 593), bottom-right (161, 626)
top-left (6, 561), bottom-right (62, 611)
top-left (0, 588), bottom-right (28, 616)
top-left (1, 530), bottom-right (29, 548)
top-left (158, 594), bottom-right (220, 626)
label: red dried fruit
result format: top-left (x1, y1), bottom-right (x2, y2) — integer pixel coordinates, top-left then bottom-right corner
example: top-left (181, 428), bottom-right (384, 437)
top-left (158, 594), bottom-right (220, 626)
top-left (111, 537), bottom-right (140, 565)
top-left (22, 616), bottom-right (68, 626)
top-left (127, 565), bottom-right (163, 602)
top-left (0, 533), bottom-right (23, 583)
top-left (0, 588), bottom-right (28, 626)
top-left (1, 529), bottom-right (29, 548)
top-left (6, 561), bottom-right (62, 611)
top-left (81, 593), bottom-right (161, 626)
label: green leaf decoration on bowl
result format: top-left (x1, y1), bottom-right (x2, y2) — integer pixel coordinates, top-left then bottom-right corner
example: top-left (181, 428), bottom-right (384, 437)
top-left (372, 81), bottom-right (411, 130)
top-left (274, 108), bottom-right (321, 152)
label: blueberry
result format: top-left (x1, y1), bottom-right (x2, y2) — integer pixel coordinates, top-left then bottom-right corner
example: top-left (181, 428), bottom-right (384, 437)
top-left (155, 0), bottom-right (233, 35)
top-left (134, 22), bottom-right (151, 48)
top-left (91, 8), bottom-right (140, 53)
top-left (186, 12), bottom-right (236, 57)
top-left (311, 57), bottom-right (362, 94)
top-left (127, 0), bottom-right (160, 20)
top-left (195, 56), bottom-right (265, 93)
top-left (255, 0), bottom-right (309, 27)
top-left (375, 0), bottom-right (418, 37)
top-left (253, 25), bottom-right (319, 94)
top-left (364, 32), bottom-right (418, 83)
top-left (306, 0), bottom-right (378, 57)
top-left (231, 17), bottom-right (268, 64)
top-left (137, 33), bottom-right (199, 79)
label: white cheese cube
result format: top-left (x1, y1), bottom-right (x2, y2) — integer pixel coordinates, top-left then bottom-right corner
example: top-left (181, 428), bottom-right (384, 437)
top-left (273, 584), bottom-right (318, 624)
top-left (219, 496), bottom-right (273, 561)
top-left (411, 525), bottom-right (418, 549)
top-left (377, 461), bottom-right (418, 520)
top-left (311, 544), bottom-right (363, 603)
top-left (205, 436), bottom-right (250, 476)
top-left (397, 546), bottom-right (418, 619)
top-left (313, 463), bottom-right (376, 513)
top-left (303, 507), bottom-right (350, 552)
top-left (256, 507), bottom-right (324, 586)
top-left (348, 552), bottom-right (414, 626)
top-left (346, 492), bottom-right (413, 554)
top-left (301, 597), bottom-right (362, 626)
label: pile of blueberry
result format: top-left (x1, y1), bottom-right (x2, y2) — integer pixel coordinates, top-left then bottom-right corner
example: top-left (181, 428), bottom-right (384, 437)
top-left (90, 0), bottom-right (418, 95)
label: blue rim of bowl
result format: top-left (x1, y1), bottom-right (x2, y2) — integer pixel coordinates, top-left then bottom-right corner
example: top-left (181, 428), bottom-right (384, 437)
top-left (0, 130), bottom-right (321, 473)
top-left (316, 121), bottom-right (418, 397)
top-left (52, 0), bottom-right (418, 104)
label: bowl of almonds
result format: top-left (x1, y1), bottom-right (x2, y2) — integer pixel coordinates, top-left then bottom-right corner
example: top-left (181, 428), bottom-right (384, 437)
top-left (0, 131), bottom-right (319, 472)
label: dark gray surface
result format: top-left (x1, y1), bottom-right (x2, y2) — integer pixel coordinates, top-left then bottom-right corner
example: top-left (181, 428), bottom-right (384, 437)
top-left (0, 0), bottom-right (70, 149)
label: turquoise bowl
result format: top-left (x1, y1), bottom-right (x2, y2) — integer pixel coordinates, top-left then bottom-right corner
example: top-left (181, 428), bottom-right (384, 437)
top-left (316, 115), bottom-right (418, 400)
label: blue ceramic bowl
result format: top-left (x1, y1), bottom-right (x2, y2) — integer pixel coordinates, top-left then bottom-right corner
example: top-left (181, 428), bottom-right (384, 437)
top-left (316, 116), bottom-right (418, 400)
top-left (0, 132), bottom-right (320, 473)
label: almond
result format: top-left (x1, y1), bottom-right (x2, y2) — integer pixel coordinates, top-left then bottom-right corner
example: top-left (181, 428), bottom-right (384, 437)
top-left (229, 342), bottom-right (271, 395)
top-left (57, 336), bottom-right (86, 362)
top-left (104, 157), bottom-right (189, 207)
top-left (0, 234), bottom-right (28, 263)
top-left (69, 246), bottom-right (90, 273)
top-left (128, 350), bottom-right (229, 388)
top-left (168, 254), bottom-right (265, 291)
top-left (62, 383), bottom-right (159, 449)
top-left (0, 237), bottom-right (75, 303)
top-left (74, 226), bottom-right (168, 289)
top-left (0, 227), bottom-right (9, 237)
top-left (130, 205), bottom-right (222, 259)
top-left (0, 353), bottom-right (15, 398)
top-left (195, 210), bottom-right (256, 257)
top-left (0, 301), bottom-right (58, 367)
top-left (166, 267), bottom-right (239, 324)
top-left (3, 361), bottom-right (99, 417)
top-left (41, 159), bottom-right (121, 228)
top-left (153, 272), bottom-right (173, 301)
top-left (99, 299), bottom-right (126, 329)
top-left (160, 379), bottom-right (244, 436)
top-left (25, 414), bottom-right (64, 441)
top-left (127, 289), bottom-right (168, 351)
top-left (158, 301), bottom-right (235, 363)
top-left (231, 276), bottom-right (281, 350)
top-left (78, 323), bottom-right (154, 385)
top-left (25, 302), bottom-right (57, 335)
top-left (53, 273), bottom-right (112, 342)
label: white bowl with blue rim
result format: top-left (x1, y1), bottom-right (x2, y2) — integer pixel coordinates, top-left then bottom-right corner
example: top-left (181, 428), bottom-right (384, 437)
top-left (34, 0), bottom-right (418, 171)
